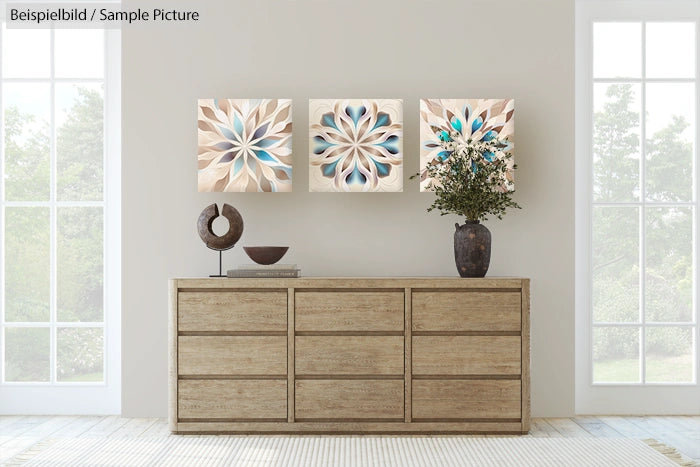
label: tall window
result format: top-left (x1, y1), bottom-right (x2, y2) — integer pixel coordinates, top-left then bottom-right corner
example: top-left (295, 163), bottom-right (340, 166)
top-left (576, 1), bottom-right (700, 413)
top-left (591, 21), bottom-right (696, 384)
top-left (0, 19), bottom-right (120, 413)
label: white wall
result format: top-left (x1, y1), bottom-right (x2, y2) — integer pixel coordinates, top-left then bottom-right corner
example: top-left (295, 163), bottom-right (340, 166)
top-left (122, 0), bottom-right (575, 417)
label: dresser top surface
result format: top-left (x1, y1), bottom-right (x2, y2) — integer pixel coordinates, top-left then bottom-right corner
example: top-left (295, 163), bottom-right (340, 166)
top-left (172, 277), bottom-right (529, 289)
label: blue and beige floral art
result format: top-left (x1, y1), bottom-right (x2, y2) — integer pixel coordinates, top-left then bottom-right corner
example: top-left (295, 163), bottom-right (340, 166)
top-left (198, 98), bottom-right (293, 192)
top-left (309, 99), bottom-right (403, 192)
top-left (419, 98), bottom-right (515, 192)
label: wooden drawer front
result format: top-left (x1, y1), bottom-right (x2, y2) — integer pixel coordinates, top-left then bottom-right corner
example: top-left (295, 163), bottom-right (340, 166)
top-left (412, 380), bottom-right (521, 420)
top-left (295, 380), bottom-right (403, 420)
top-left (295, 291), bottom-right (404, 331)
top-left (413, 336), bottom-right (521, 375)
top-left (178, 380), bottom-right (287, 420)
top-left (412, 291), bottom-right (521, 332)
top-left (178, 291), bottom-right (286, 332)
top-left (296, 336), bottom-right (403, 375)
top-left (178, 336), bottom-right (286, 375)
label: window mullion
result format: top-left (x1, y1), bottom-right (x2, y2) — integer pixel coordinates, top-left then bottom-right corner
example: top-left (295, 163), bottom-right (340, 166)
top-left (639, 21), bottom-right (648, 385)
top-left (588, 18), bottom-right (595, 387)
top-left (49, 26), bottom-right (57, 385)
top-left (695, 17), bottom-right (700, 384)
top-left (593, 322), bottom-right (696, 327)
top-left (1, 77), bottom-right (104, 84)
top-left (593, 77), bottom-right (695, 84)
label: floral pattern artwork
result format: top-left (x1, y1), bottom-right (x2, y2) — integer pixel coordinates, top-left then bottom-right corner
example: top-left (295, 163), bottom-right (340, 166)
top-left (419, 99), bottom-right (514, 192)
top-left (309, 99), bottom-right (403, 192)
top-left (198, 99), bottom-right (292, 192)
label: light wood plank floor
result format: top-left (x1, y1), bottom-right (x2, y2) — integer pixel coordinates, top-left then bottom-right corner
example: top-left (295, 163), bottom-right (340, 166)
top-left (0, 416), bottom-right (698, 464)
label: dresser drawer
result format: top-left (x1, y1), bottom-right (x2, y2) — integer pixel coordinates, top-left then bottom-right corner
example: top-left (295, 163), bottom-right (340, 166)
top-left (295, 336), bottom-right (403, 375)
top-left (295, 380), bottom-right (403, 420)
top-left (178, 291), bottom-right (287, 332)
top-left (413, 336), bottom-right (521, 375)
top-left (295, 291), bottom-right (404, 331)
top-left (178, 380), bottom-right (287, 420)
top-left (412, 291), bottom-right (521, 332)
top-left (178, 336), bottom-right (287, 376)
top-left (412, 380), bottom-right (521, 420)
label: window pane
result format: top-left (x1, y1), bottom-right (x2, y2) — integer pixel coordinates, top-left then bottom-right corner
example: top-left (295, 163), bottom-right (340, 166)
top-left (593, 327), bottom-right (640, 383)
top-left (55, 30), bottom-right (104, 78)
top-left (645, 83), bottom-right (695, 202)
top-left (5, 327), bottom-right (50, 382)
top-left (593, 207), bottom-right (639, 323)
top-left (3, 83), bottom-right (51, 201)
top-left (1, 26), bottom-right (50, 78)
top-left (593, 83), bottom-right (641, 202)
top-left (57, 207), bottom-right (103, 322)
top-left (594, 23), bottom-right (641, 78)
top-left (56, 84), bottom-right (104, 201)
top-left (645, 327), bottom-right (693, 383)
top-left (57, 327), bottom-right (103, 382)
top-left (645, 207), bottom-right (693, 323)
top-left (646, 23), bottom-right (695, 79)
top-left (4, 207), bottom-right (50, 322)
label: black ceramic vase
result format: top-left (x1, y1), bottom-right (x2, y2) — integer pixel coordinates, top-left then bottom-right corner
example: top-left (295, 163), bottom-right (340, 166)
top-left (454, 221), bottom-right (491, 278)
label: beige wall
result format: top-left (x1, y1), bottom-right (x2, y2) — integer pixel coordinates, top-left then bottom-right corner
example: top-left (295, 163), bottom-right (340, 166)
top-left (122, 0), bottom-right (575, 417)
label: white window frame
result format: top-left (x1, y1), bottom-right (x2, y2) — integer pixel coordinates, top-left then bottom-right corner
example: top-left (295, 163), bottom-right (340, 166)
top-left (576, 0), bottom-right (700, 414)
top-left (0, 10), bottom-right (120, 414)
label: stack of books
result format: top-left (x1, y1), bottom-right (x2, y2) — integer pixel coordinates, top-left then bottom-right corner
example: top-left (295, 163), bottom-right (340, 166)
top-left (227, 264), bottom-right (300, 278)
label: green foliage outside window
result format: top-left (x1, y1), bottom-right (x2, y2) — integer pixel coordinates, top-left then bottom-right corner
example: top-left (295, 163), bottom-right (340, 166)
top-left (593, 84), bottom-right (693, 381)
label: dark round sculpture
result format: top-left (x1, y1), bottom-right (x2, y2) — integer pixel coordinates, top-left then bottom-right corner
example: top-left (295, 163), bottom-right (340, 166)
top-left (197, 203), bottom-right (244, 251)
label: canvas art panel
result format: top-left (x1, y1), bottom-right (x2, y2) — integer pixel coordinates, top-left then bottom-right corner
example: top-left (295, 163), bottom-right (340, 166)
top-left (198, 98), bottom-right (292, 192)
top-left (309, 99), bottom-right (403, 192)
top-left (419, 99), bottom-right (515, 192)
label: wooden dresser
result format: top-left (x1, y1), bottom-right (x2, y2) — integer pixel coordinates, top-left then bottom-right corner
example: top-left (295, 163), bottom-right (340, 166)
top-left (169, 277), bottom-right (530, 434)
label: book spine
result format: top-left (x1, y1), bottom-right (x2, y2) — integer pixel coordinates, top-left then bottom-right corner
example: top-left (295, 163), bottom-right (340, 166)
top-left (238, 264), bottom-right (297, 270)
top-left (227, 270), bottom-right (300, 278)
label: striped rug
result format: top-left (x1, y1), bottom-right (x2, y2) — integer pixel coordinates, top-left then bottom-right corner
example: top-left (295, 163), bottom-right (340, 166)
top-left (4, 436), bottom-right (696, 466)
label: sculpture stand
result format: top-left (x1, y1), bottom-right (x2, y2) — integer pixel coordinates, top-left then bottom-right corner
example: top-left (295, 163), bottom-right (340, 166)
top-left (210, 250), bottom-right (226, 278)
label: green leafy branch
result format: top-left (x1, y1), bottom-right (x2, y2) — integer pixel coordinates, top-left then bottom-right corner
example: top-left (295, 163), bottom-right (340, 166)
top-left (411, 131), bottom-right (521, 222)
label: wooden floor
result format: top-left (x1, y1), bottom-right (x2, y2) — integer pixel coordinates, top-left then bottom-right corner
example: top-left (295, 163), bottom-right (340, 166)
top-left (0, 416), bottom-right (699, 464)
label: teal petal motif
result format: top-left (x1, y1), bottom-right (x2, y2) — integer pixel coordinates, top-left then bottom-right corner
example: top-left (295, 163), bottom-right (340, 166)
top-left (233, 115), bottom-right (244, 136)
top-left (254, 150), bottom-right (276, 163)
top-left (348, 164), bottom-right (367, 185)
top-left (379, 135), bottom-right (400, 154)
top-left (346, 106), bottom-right (366, 126)
top-left (232, 156), bottom-right (244, 174)
top-left (321, 112), bottom-right (340, 131)
top-left (482, 130), bottom-right (497, 142)
top-left (472, 116), bottom-right (483, 133)
top-left (313, 136), bottom-right (336, 155)
top-left (371, 112), bottom-right (391, 131)
top-left (321, 159), bottom-right (340, 177)
top-left (374, 160), bottom-right (390, 177)
top-left (219, 125), bottom-right (236, 141)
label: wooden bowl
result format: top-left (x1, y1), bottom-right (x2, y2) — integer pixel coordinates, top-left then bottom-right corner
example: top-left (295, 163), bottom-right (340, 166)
top-left (243, 246), bottom-right (289, 265)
